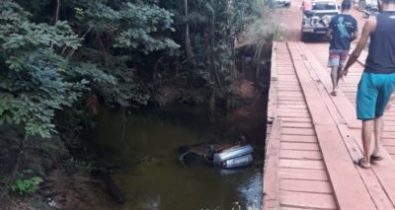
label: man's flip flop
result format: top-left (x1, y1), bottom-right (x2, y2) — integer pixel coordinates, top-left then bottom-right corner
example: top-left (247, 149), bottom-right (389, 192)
top-left (355, 158), bottom-right (371, 169)
top-left (371, 155), bottom-right (384, 162)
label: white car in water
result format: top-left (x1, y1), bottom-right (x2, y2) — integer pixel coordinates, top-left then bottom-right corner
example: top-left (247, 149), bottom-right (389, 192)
top-left (301, 0), bottom-right (340, 41)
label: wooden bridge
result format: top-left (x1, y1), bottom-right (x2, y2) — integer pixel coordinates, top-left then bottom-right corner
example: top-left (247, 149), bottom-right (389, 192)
top-left (263, 41), bottom-right (395, 210)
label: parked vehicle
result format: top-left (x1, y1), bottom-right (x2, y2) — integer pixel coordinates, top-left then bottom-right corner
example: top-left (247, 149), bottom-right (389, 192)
top-left (359, 0), bottom-right (379, 18)
top-left (178, 136), bottom-right (254, 169)
top-left (362, 6), bottom-right (379, 18)
top-left (301, 0), bottom-right (339, 41)
top-left (273, 0), bottom-right (291, 8)
top-left (358, 0), bottom-right (378, 11)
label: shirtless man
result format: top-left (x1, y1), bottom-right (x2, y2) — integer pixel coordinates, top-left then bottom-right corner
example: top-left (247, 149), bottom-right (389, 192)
top-left (343, 0), bottom-right (395, 168)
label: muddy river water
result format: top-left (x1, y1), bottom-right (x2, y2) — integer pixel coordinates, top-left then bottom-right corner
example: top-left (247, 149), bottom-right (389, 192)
top-left (95, 107), bottom-right (264, 210)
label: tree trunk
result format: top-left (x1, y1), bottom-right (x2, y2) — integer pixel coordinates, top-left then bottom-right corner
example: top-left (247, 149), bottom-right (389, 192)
top-left (184, 0), bottom-right (195, 64)
top-left (209, 1), bottom-right (215, 82)
top-left (53, 0), bottom-right (60, 24)
top-left (208, 1), bottom-right (217, 115)
top-left (227, 0), bottom-right (237, 81)
top-left (9, 133), bottom-right (28, 183)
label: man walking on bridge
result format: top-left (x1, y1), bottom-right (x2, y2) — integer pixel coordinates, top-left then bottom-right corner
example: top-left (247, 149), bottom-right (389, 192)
top-left (327, 0), bottom-right (358, 96)
top-left (344, 0), bottom-right (395, 168)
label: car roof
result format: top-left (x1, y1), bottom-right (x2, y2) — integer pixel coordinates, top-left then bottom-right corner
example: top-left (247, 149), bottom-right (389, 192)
top-left (312, 0), bottom-right (337, 2)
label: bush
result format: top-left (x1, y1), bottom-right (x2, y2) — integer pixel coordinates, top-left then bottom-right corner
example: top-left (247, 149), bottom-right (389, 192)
top-left (9, 170), bottom-right (43, 195)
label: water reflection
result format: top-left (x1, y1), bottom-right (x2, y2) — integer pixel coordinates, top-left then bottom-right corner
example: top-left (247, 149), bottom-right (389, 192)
top-left (238, 172), bottom-right (262, 209)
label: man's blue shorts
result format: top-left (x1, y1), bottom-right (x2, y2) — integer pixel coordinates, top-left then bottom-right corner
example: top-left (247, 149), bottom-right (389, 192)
top-left (357, 72), bottom-right (395, 120)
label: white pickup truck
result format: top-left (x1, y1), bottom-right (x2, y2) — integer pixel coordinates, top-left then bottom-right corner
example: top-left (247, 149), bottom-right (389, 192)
top-left (301, 0), bottom-right (340, 41)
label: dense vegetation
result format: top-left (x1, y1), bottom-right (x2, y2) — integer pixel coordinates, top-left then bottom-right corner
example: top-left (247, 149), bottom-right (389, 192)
top-left (0, 0), bottom-right (277, 206)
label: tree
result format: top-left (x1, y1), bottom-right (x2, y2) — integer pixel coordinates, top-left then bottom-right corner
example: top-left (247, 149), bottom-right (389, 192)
top-left (0, 1), bottom-right (84, 138)
top-left (0, 0), bottom-right (181, 138)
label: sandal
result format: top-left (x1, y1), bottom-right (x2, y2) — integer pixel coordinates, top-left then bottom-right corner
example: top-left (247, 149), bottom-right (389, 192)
top-left (355, 158), bottom-right (371, 169)
top-left (371, 155), bottom-right (384, 163)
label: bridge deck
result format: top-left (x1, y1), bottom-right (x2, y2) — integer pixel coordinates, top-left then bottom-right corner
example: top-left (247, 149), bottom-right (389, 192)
top-left (263, 41), bottom-right (395, 210)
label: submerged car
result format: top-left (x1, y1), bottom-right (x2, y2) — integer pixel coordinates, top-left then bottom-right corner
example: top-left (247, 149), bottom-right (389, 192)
top-left (212, 145), bottom-right (254, 169)
top-left (301, 0), bottom-right (339, 41)
top-left (178, 137), bottom-right (254, 169)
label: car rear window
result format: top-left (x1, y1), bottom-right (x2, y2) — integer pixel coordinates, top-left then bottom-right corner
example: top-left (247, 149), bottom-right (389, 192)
top-left (312, 2), bottom-right (337, 10)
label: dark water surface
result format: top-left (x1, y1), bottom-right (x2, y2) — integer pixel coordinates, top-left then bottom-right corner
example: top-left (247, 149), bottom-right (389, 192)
top-left (95, 108), bottom-right (264, 210)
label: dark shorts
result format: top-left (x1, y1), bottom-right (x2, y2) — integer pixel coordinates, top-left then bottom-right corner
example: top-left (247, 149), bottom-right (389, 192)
top-left (328, 49), bottom-right (349, 68)
top-left (357, 72), bottom-right (395, 120)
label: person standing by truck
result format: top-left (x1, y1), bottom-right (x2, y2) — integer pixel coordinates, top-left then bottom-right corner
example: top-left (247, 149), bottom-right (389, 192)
top-left (326, 0), bottom-right (358, 96)
top-left (343, 0), bottom-right (395, 168)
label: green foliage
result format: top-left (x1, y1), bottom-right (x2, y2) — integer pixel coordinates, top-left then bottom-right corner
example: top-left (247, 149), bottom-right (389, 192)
top-left (9, 170), bottom-right (43, 195)
top-left (0, 1), bottom-right (84, 137)
top-left (0, 0), bottom-right (275, 138)
top-left (74, 1), bottom-right (179, 52)
top-left (68, 0), bottom-right (179, 107)
top-left (0, 0), bottom-right (178, 137)
top-left (158, 0), bottom-right (267, 106)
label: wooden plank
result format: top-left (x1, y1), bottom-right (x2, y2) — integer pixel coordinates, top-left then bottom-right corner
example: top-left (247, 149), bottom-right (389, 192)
top-left (277, 92), bottom-right (304, 97)
top-left (263, 42), bottom-right (280, 210)
top-left (281, 128), bottom-right (315, 136)
top-left (278, 105), bottom-right (308, 109)
top-left (278, 90), bottom-right (304, 94)
top-left (263, 119), bottom-right (282, 210)
top-left (282, 122), bottom-right (313, 128)
top-left (278, 107), bottom-right (309, 112)
top-left (280, 191), bottom-right (337, 210)
top-left (288, 42), bottom-right (376, 210)
top-left (278, 86), bottom-right (303, 91)
top-left (279, 98), bottom-right (306, 102)
top-left (278, 112), bottom-right (311, 118)
top-left (278, 84), bottom-right (301, 88)
top-left (281, 142), bottom-right (320, 151)
top-left (385, 146), bottom-right (395, 155)
top-left (267, 42), bottom-right (279, 124)
top-left (267, 79), bottom-right (278, 124)
top-left (280, 159), bottom-right (325, 170)
top-left (278, 97), bottom-right (305, 102)
top-left (280, 179), bottom-right (332, 194)
top-left (281, 135), bottom-right (317, 143)
top-left (278, 107), bottom-right (309, 111)
top-left (383, 132), bottom-right (395, 138)
top-left (383, 127), bottom-right (395, 132)
top-left (382, 139), bottom-right (395, 146)
top-left (281, 117), bottom-right (312, 123)
top-left (280, 168), bottom-right (328, 181)
top-left (280, 150), bottom-right (322, 160)
top-left (271, 42), bottom-right (278, 81)
top-left (278, 101), bottom-right (307, 106)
